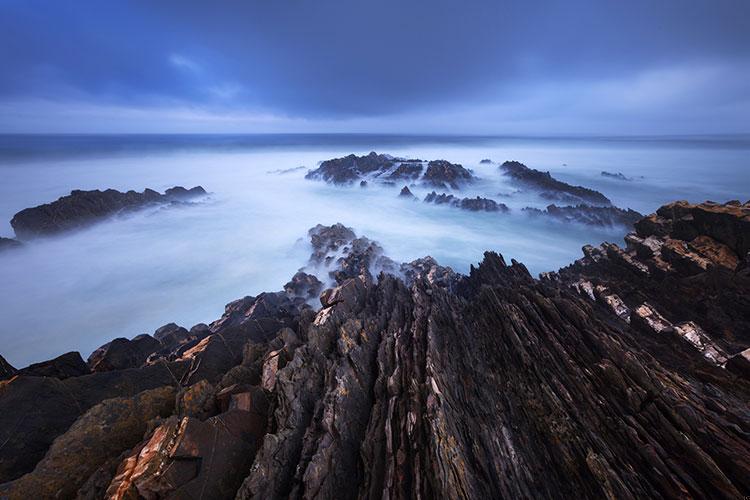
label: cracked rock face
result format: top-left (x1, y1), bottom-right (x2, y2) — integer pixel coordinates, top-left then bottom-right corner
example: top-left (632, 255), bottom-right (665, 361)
top-left (1, 200), bottom-right (749, 499)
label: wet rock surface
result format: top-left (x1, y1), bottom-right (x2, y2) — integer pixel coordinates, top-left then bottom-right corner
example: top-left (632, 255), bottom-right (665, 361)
top-left (9, 185), bottom-right (207, 239)
top-left (501, 160), bottom-right (612, 205)
top-left (1, 200), bottom-right (749, 499)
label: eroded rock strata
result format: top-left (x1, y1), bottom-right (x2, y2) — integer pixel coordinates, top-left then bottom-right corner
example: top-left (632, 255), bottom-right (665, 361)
top-left (1, 200), bottom-right (749, 499)
top-left (10, 185), bottom-right (207, 239)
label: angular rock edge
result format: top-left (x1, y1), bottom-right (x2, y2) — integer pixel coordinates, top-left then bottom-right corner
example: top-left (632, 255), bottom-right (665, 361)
top-left (0, 199), bottom-right (748, 500)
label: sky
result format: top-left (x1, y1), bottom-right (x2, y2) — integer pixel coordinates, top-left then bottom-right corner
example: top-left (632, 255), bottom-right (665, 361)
top-left (0, 0), bottom-right (748, 134)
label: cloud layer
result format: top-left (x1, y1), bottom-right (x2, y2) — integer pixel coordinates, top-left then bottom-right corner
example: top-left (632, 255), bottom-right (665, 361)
top-left (1, 0), bottom-right (748, 133)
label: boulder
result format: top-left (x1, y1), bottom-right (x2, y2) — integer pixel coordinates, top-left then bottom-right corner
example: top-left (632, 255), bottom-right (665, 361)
top-left (88, 335), bottom-right (161, 372)
top-left (106, 406), bottom-right (267, 500)
top-left (18, 351), bottom-right (89, 379)
top-left (0, 386), bottom-right (176, 500)
top-left (284, 271), bottom-right (324, 300)
top-left (0, 362), bottom-right (186, 482)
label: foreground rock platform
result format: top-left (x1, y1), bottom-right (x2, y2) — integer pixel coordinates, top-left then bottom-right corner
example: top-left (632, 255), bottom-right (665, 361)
top-left (1, 199), bottom-right (749, 499)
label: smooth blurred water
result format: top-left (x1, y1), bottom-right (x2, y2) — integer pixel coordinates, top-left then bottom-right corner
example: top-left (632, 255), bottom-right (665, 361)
top-left (0, 134), bottom-right (748, 366)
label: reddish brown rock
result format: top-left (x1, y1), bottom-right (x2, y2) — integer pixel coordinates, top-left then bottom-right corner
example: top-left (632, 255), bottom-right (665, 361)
top-left (0, 386), bottom-right (176, 500)
top-left (88, 335), bottom-right (161, 372)
top-left (106, 406), bottom-right (267, 500)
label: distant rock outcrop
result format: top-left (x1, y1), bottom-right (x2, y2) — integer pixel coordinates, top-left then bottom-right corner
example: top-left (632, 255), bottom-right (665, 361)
top-left (9, 186), bottom-right (207, 240)
top-left (305, 152), bottom-right (476, 189)
top-left (424, 191), bottom-right (509, 212)
top-left (398, 185), bottom-right (416, 199)
top-left (601, 170), bottom-right (633, 181)
top-left (422, 160), bottom-right (474, 189)
top-left (501, 160), bottom-right (611, 205)
top-left (524, 204), bottom-right (643, 227)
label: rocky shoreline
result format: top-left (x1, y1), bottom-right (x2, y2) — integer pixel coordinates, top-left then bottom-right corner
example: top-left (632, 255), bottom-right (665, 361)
top-left (1, 198), bottom-right (748, 499)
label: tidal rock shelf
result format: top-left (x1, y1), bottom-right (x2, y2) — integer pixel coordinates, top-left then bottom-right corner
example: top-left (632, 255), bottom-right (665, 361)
top-left (8, 185), bottom-right (207, 240)
top-left (1, 200), bottom-right (749, 499)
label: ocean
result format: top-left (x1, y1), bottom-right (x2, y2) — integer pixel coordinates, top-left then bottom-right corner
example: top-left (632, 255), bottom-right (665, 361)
top-left (0, 133), bottom-right (748, 366)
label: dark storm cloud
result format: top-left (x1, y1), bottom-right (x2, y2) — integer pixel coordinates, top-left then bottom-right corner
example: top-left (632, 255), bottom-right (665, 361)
top-left (0, 0), bottom-right (748, 130)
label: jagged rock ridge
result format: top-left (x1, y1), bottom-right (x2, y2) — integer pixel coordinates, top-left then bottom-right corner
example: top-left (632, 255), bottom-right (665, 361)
top-left (305, 152), bottom-right (475, 189)
top-left (0, 200), bottom-right (749, 499)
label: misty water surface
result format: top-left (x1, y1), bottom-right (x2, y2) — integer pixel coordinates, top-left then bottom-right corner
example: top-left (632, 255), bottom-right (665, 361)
top-left (0, 134), bottom-right (748, 366)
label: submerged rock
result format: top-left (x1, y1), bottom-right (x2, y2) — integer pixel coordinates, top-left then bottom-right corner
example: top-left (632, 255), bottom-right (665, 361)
top-left (424, 191), bottom-right (509, 212)
top-left (0, 237), bottom-right (21, 251)
top-left (398, 185), bottom-right (416, 199)
top-left (601, 170), bottom-right (634, 181)
top-left (501, 160), bottom-right (611, 205)
top-left (9, 185), bottom-right (207, 240)
top-left (524, 203), bottom-right (643, 227)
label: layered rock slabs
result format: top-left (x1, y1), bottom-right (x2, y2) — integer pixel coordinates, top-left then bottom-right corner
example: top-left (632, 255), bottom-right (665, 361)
top-left (9, 185), bottom-right (207, 240)
top-left (1, 200), bottom-right (749, 499)
top-left (545, 200), bottom-right (750, 369)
